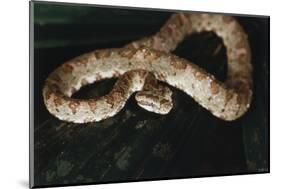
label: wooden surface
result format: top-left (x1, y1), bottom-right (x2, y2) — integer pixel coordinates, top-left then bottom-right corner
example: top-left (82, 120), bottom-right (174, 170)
top-left (31, 2), bottom-right (269, 187)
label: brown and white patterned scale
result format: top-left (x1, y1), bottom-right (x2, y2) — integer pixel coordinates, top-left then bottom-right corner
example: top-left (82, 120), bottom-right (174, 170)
top-left (43, 12), bottom-right (253, 123)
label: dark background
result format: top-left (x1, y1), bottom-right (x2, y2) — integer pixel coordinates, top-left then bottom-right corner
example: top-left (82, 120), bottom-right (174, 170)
top-left (31, 1), bottom-right (269, 187)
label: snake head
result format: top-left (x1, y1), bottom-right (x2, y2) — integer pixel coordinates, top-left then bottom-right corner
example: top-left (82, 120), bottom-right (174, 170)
top-left (135, 85), bottom-right (173, 114)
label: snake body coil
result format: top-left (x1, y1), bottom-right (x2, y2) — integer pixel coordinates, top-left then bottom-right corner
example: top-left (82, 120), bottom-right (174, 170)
top-left (43, 13), bottom-right (252, 123)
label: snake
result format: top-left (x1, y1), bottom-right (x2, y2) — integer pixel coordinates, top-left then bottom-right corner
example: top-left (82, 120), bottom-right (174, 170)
top-left (42, 12), bottom-right (253, 123)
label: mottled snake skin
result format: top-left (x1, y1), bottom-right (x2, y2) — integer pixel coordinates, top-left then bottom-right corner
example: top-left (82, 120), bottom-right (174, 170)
top-left (43, 12), bottom-right (252, 123)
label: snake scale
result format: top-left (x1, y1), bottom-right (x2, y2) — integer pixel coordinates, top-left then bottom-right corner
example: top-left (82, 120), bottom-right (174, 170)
top-left (43, 12), bottom-right (253, 123)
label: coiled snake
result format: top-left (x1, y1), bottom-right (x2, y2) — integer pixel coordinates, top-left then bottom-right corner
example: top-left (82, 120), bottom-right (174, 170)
top-left (43, 12), bottom-right (253, 123)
